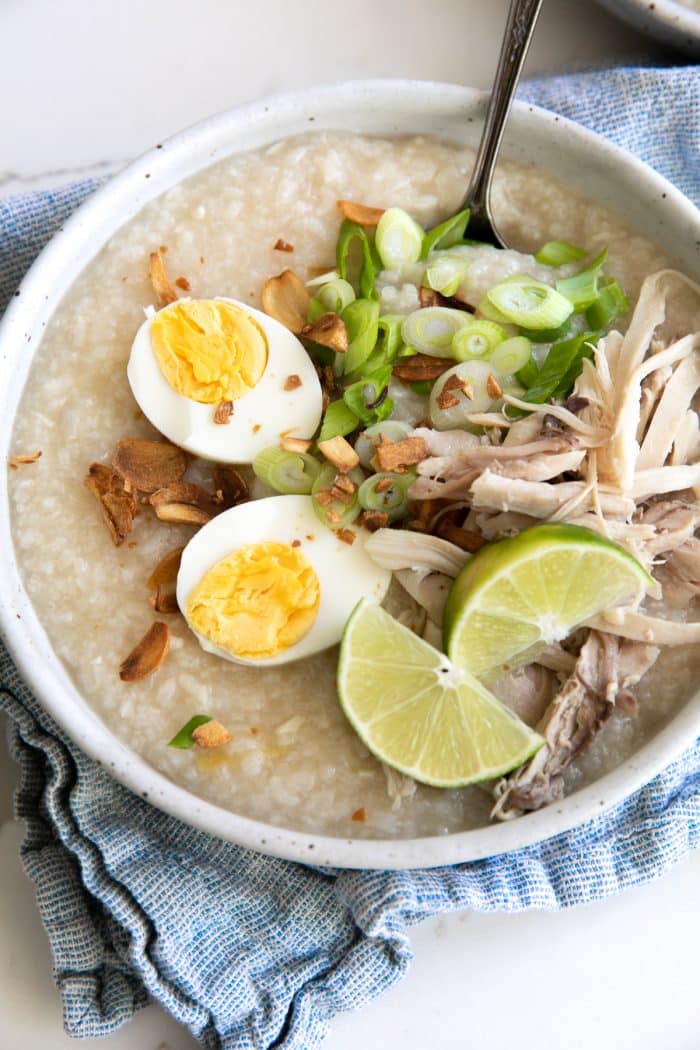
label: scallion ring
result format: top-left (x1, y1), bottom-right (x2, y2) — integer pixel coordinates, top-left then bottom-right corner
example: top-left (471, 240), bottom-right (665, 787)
top-left (489, 336), bottom-right (533, 376)
top-left (354, 420), bottom-right (412, 469)
top-left (483, 276), bottom-right (573, 330)
top-left (375, 207), bottom-right (425, 270)
top-left (311, 462), bottom-right (363, 530)
top-left (401, 307), bottom-right (470, 357)
top-left (451, 319), bottom-right (507, 361)
top-left (358, 472), bottom-right (413, 522)
top-left (315, 278), bottom-right (356, 315)
top-left (252, 447), bottom-right (322, 495)
top-left (423, 254), bottom-right (471, 297)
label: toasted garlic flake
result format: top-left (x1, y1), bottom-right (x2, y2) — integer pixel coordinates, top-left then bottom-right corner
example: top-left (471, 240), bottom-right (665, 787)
top-left (213, 465), bottom-right (249, 508)
top-left (373, 436), bottom-right (428, 473)
top-left (146, 546), bottom-right (184, 591)
top-left (84, 462), bottom-right (137, 546)
top-left (436, 388), bottom-right (459, 410)
top-left (301, 312), bottom-right (349, 354)
top-left (392, 354), bottom-right (454, 382)
top-left (214, 400), bottom-right (234, 425)
top-left (150, 587), bottom-right (180, 614)
top-left (119, 622), bottom-right (170, 681)
top-left (8, 450), bottom-right (42, 468)
top-left (486, 373), bottom-right (503, 399)
top-left (280, 435), bottom-right (312, 454)
top-left (360, 510), bottom-right (389, 531)
top-left (192, 720), bottom-right (233, 748)
top-left (148, 249), bottom-right (178, 307)
top-left (261, 269), bottom-right (310, 334)
top-left (337, 200), bottom-right (385, 226)
top-left (149, 482), bottom-right (219, 525)
top-left (113, 438), bottom-right (187, 493)
top-left (318, 435), bottom-right (360, 473)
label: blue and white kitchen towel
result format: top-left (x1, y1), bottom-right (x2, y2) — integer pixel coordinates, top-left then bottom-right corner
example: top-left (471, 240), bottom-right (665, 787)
top-left (1, 65), bottom-right (699, 1050)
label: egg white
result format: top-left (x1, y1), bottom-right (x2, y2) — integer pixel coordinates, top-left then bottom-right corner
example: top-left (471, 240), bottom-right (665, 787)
top-left (176, 495), bottom-right (391, 667)
top-left (127, 298), bottom-right (323, 463)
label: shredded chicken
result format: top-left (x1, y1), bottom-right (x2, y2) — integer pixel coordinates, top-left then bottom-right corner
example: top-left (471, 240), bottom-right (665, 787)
top-left (492, 632), bottom-right (659, 818)
top-left (365, 528), bottom-right (469, 577)
top-left (363, 268), bottom-right (700, 817)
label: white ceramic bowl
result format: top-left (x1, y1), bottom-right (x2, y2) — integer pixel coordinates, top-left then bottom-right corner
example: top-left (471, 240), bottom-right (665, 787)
top-left (597, 0), bottom-right (700, 56)
top-left (1, 80), bottom-right (699, 870)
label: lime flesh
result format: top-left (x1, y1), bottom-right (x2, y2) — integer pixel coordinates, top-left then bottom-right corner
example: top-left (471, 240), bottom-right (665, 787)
top-left (444, 523), bottom-right (653, 679)
top-left (337, 601), bottom-right (544, 788)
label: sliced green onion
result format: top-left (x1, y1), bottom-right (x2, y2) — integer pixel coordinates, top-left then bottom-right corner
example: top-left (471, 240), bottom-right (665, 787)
top-left (585, 277), bottom-right (629, 329)
top-left (429, 360), bottom-right (498, 431)
top-left (349, 313), bottom-right (405, 379)
top-left (483, 276), bottom-right (574, 330)
top-left (401, 307), bottom-right (469, 357)
top-left (423, 253), bottom-right (471, 297)
top-left (306, 269), bottom-right (340, 288)
top-left (168, 715), bottom-right (213, 750)
top-left (318, 399), bottom-right (360, 443)
top-left (421, 207), bottom-right (471, 257)
top-left (534, 240), bottom-right (587, 267)
top-left (252, 447), bottom-right (321, 495)
top-left (343, 365), bottom-right (394, 426)
top-left (375, 207), bottom-right (425, 270)
top-left (342, 298), bottom-right (380, 374)
top-left (490, 336), bottom-right (532, 377)
top-left (358, 472), bottom-right (413, 522)
top-left (315, 278), bottom-right (356, 315)
top-left (519, 316), bottom-right (573, 344)
top-left (355, 420), bottom-right (412, 468)
top-left (516, 357), bottom-right (539, 388)
top-left (556, 248), bottom-right (608, 311)
top-left (522, 331), bottom-right (600, 404)
top-left (376, 314), bottom-right (405, 360)
top-left (476, 295), bottom-right (511, 324)
top-left (452, 320), bottom-right (507, 361)
top-left (306, 298), bottom-right (326, 323)
top-left (409, 379), bottom-right (434, 396)
top-left (336, 220), bottom-right (378, 300)
top-left (311, 462), bottom-right (363, 530)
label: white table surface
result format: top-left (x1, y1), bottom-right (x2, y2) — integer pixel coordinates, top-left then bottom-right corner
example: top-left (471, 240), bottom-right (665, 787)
top-left (1, 2), bottom-right (697, 1048)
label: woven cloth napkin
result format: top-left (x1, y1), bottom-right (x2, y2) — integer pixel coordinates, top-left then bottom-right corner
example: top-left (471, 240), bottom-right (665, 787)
top-left (1, 65), bottom-right (699, 1050)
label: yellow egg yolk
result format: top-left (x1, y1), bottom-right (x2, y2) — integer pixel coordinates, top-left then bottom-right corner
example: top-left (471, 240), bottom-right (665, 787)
top-left (186, 541), bottom-right (321, 660)
top-left (151, 300), bottom-right (268, 404)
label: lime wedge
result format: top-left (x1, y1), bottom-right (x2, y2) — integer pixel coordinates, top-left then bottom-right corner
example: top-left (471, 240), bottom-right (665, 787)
top-left (444, 523), bottom-right (653, 679)
top-left (337, 601), bottom-right (544, 788)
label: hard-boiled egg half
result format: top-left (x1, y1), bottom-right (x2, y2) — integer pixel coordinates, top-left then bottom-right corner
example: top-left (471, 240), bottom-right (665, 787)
top-left (176, 495), bottom-right (391, 667)
top-left (127, 298), bottom-right (323, 463)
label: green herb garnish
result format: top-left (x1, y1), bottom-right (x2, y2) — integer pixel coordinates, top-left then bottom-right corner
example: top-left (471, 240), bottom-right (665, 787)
top-left (168, 715), bottom-right (213, 750)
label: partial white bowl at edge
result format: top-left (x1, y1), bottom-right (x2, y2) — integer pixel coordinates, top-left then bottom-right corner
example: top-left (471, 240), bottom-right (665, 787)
top-left (0, 80), bottom-right (699, 869)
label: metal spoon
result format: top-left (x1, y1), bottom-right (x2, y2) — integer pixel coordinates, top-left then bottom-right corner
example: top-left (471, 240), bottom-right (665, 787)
top-left (460, 0), bottom-right (544, 247)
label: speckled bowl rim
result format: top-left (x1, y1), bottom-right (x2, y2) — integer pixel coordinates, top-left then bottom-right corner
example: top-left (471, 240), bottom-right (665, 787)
top-left (596, 0), bottom-right (700, 56)
top-left (1, 79), bottom-right (699, 870)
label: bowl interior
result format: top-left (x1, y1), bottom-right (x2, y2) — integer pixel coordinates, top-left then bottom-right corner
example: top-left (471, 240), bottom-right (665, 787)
top-left (1, 79), bottom-right (699, 869)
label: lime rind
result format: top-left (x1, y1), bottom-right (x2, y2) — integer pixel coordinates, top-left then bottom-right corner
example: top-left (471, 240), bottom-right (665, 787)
top-left (338, 600), bottom-right (544, 789)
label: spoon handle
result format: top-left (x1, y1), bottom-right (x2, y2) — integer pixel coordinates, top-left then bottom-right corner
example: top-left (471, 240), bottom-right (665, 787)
top-left (462, 0), bottom-right (544, 235)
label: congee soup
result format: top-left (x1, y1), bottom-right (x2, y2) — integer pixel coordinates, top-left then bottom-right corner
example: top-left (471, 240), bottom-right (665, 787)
top-left (8, 131), bottom-right (700, 838)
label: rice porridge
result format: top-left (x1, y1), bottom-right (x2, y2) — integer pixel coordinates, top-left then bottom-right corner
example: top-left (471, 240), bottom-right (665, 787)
top-left (8, 132), bottom-right (700, 838)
